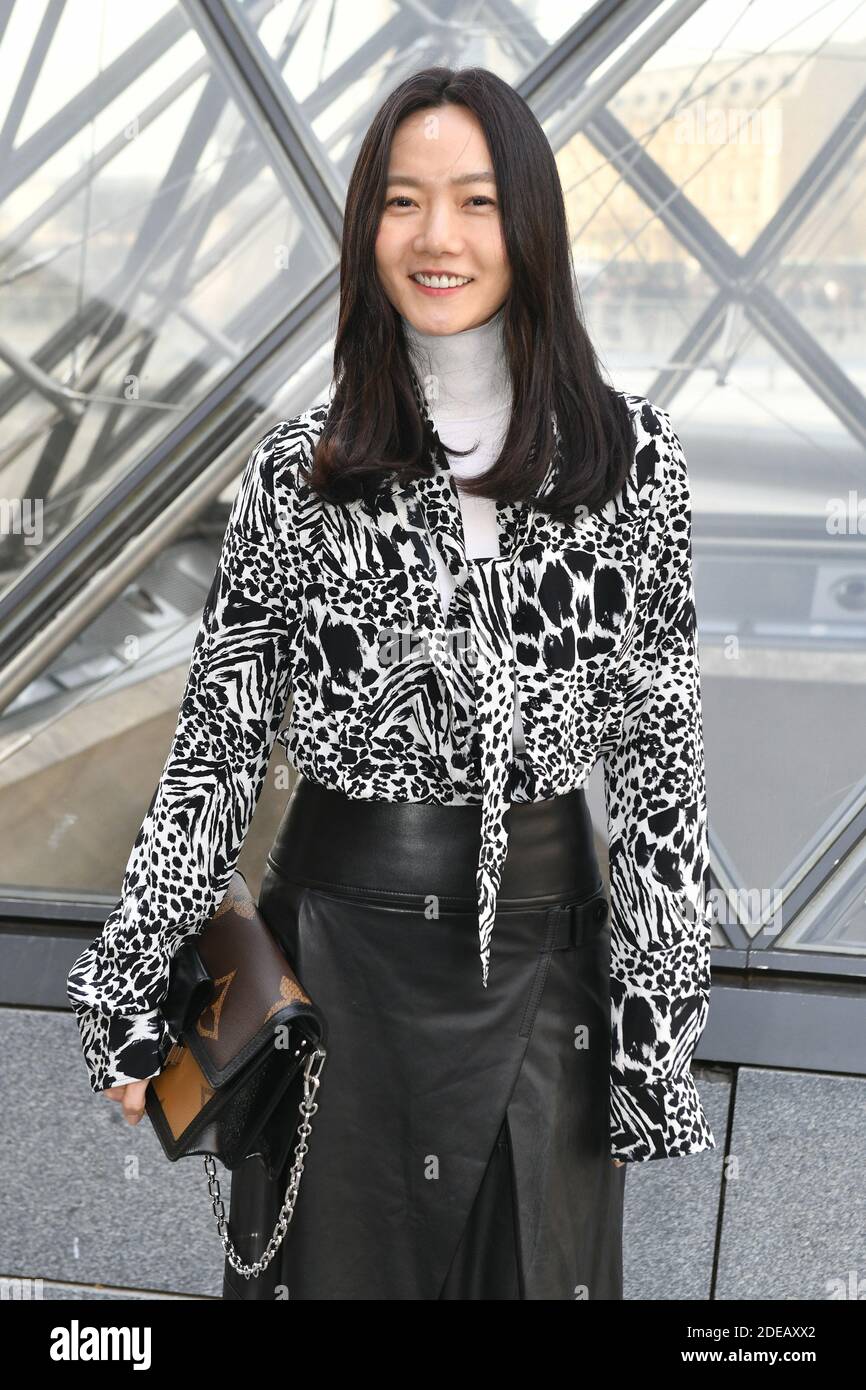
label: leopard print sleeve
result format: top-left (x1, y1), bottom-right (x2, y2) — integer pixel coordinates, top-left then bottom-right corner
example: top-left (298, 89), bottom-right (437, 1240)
top-left (602, 404), bottom-right (716, 1162)
top-left (66, 424), bottom-right (302, 1094)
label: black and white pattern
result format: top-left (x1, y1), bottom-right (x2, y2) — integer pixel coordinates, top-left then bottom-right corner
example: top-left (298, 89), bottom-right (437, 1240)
top-left (67, 378), bottom-right (715, 1163)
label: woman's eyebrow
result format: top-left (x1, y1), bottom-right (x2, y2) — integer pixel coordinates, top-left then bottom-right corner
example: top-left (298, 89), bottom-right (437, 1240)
top-left (385, 170), bottom-right (496, 187)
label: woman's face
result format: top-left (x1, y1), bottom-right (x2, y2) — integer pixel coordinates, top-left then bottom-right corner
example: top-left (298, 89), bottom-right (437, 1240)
top-left (375, 103), bottom-right (511, 336)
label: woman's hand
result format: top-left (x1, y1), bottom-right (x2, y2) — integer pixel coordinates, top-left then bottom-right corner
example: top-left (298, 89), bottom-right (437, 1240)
top-left (612, 1158), bottom-right (625, 1167)
top-left (103, 1078), bottom-right (150, 1125)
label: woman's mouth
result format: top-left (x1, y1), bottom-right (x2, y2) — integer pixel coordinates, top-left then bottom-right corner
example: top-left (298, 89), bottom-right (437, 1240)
top-left (409, 272), bottom-right (474, 296)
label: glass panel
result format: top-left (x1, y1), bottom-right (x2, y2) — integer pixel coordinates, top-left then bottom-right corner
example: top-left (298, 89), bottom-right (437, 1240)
top-left (763, 154), bottom-right (866, 399)
top-left (552, 0), bottom-right (866, 950)
top-left (770, 842), bottom-right (866, 954)
top-left (4, 0), bottom-right (865, 969)
top-left (559, 145), bottom-right (719, 394)
top-left (608, 0), bottom-right (866, 232)
top-left (702, 638), bottom-right (866, 916)
top-left (241, 0), bottom-right (602, 112)
top-left (230, 0), bottom-right (607, 198)
top-left (0, 0), bottom-right (335, 595)
top-left (0, 468), bottom-right (296, 899)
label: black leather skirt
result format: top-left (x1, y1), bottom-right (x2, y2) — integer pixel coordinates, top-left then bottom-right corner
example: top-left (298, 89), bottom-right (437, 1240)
top-left (222, 774), bottom-right (626, 1301)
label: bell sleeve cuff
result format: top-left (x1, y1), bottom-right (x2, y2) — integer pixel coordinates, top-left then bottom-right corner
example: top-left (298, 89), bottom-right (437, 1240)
top-left (68, 1004), bottom-right (175, 1093)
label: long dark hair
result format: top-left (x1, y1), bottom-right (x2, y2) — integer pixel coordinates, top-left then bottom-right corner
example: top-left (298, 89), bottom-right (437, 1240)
top-left (302, 65), bottom-right (635, 521)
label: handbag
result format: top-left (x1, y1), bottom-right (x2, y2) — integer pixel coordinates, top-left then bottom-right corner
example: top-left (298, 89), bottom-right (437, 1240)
top-left (144, 869), bottom-right (328, 1280)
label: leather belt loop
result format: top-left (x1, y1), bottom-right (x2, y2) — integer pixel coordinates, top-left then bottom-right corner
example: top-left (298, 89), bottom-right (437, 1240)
top-left (550, 904), bottom-right (572, 950)
top-left (571, 892), bottom-right (609, 947)
top-left (550, 892), bottom-right (609, 950)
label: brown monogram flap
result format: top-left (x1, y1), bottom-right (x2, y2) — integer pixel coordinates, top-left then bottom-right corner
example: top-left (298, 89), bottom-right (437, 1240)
top-left (183, 871), bottom-right (326, 1089)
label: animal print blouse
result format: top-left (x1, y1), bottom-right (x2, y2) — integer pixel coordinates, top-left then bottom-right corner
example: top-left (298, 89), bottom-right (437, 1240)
top-left (67, 375), bottom-right (716, 1164)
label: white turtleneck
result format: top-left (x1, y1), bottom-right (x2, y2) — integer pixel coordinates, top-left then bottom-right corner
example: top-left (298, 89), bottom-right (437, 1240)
top-left (401, 305), bottom-right (526, 753)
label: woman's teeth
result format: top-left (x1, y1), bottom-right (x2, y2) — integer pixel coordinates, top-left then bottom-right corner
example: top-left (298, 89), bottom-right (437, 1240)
top-left (411, 273), bottom-right (473, 288)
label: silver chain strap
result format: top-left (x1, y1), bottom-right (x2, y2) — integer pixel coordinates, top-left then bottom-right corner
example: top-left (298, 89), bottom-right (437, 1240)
top-left (204, 1044), bottom-right (327, 1279)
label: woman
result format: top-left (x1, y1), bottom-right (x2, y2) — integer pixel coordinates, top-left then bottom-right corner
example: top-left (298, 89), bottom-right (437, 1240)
top-left (67, 66), bottom-right (715, 1301)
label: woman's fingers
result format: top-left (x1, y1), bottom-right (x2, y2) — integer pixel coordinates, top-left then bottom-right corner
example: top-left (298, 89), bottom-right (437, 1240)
top-left (103, 1078), bottom-right (150, 1125)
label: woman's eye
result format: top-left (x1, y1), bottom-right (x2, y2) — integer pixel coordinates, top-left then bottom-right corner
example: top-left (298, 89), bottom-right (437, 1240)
top-left (384, 195), bottom-right (497, 210)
